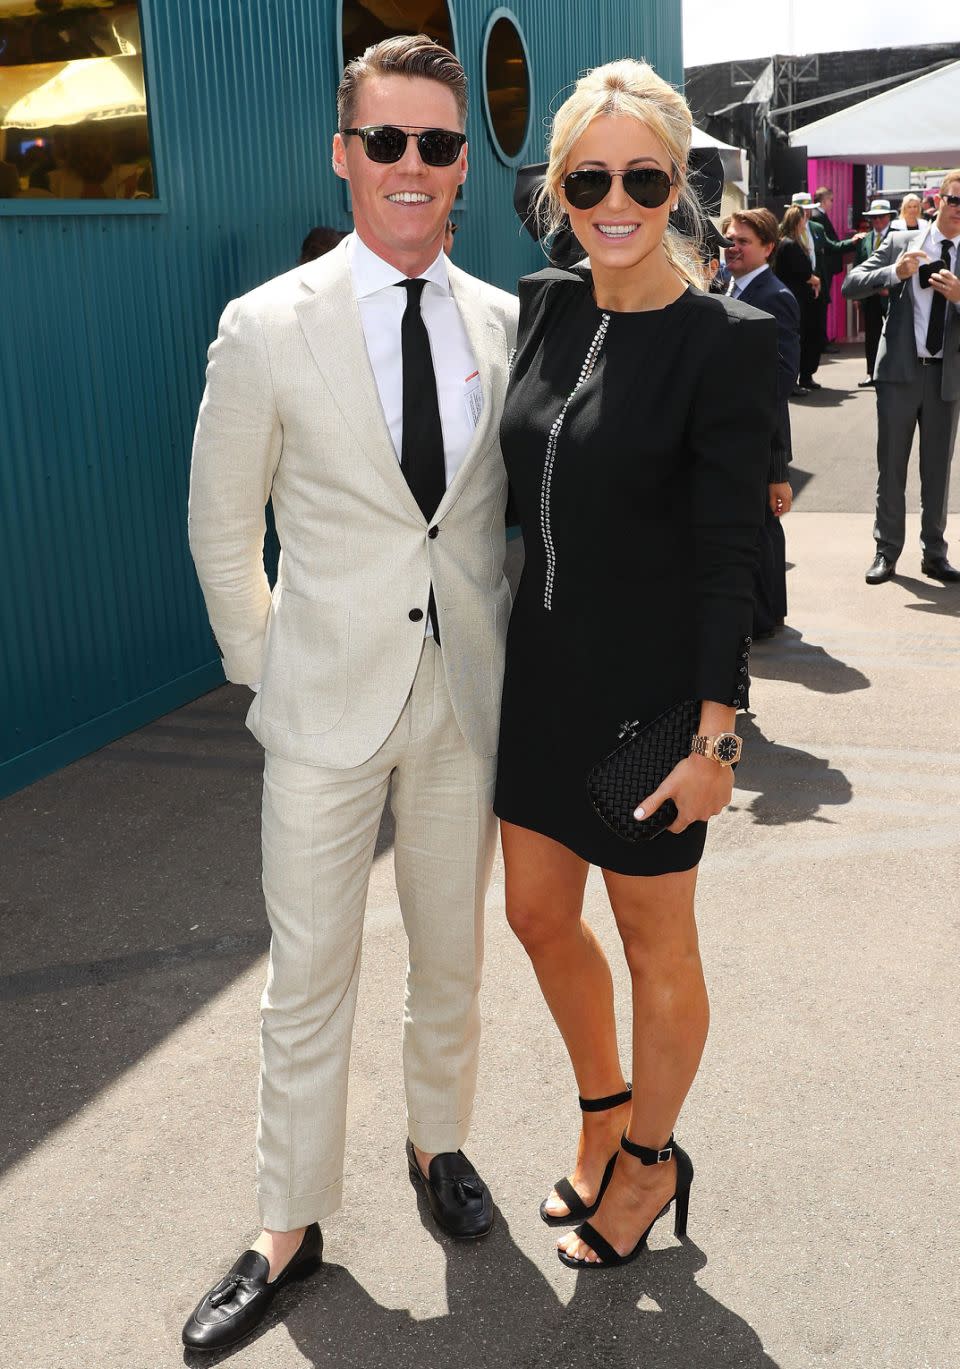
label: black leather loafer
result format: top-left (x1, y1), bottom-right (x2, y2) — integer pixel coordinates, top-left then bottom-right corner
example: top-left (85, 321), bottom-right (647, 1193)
top-left (406, 1139), bottom-right (494, 1240)
top-left (921, 557), bottom-right (960, 583)
top-left (182, 1223), bottom-right (322, 1352)
top-left (865, 553), bottom-right (897, 584)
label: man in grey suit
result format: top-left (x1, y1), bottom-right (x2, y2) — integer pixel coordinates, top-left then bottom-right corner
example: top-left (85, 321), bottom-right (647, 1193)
top-left (843, 170), bottom-right (960, 584)
top-left (183, 35), bottom-right (518, 1352)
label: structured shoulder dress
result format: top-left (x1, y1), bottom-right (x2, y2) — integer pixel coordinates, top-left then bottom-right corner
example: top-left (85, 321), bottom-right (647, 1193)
top-left (494, 264), bottom-right (777, 876)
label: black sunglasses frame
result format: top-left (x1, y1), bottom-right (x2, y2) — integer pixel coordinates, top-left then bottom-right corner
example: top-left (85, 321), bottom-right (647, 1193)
top-left (941, 193), bottom-right (960, 207)
top-left (562, 167), bottom-right (675, 212)
top-left (340, 124), bottom-right (467, 167)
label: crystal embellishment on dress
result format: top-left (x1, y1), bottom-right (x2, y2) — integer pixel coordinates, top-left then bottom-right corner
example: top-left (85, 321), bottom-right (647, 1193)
top-left (540, 313), bottom-right (610, 609)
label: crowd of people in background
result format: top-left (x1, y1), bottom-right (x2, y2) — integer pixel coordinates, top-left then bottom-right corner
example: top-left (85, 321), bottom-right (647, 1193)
top-left (708, 175), bottom-right (960, 595)
top-left (0, 128), bottom-right (153, 200)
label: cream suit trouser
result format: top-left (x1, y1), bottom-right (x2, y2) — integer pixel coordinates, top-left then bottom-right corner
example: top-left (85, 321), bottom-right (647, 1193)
top-left (256, 640), bottom-right (497, 1231)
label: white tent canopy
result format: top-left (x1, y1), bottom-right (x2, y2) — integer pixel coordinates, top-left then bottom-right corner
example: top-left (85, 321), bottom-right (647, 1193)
top-left (789, 59), bottom-right (960, 165)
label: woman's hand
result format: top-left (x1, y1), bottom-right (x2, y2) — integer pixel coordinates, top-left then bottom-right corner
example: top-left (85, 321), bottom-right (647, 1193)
top-left (769, 481), bottom-right (792, 516)
top-left (808, 274), bottom-right (821, 298)
top-left (634, 754), bottom-right (734, 834)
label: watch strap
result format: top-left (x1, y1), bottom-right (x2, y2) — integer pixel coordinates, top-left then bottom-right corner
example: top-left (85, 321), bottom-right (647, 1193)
top-left (690, 733), bottom-right (742, 765)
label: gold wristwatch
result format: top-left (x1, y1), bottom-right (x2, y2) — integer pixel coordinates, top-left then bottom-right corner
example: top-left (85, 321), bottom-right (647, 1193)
top-left (690, 733), bottom-right (742, 766)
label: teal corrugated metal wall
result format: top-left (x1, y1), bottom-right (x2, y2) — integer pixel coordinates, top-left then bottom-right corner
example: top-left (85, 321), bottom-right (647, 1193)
top-left (0, 0), bottom-right (681, 797)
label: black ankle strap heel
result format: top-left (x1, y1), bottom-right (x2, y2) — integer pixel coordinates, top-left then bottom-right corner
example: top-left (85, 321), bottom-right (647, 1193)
top-left (621, 1130), bottom-right (694, 1240)
top-left (557, 1133), bottom-right (695, 1270)
top-left (539, 1083), bottom-right (633, 1227)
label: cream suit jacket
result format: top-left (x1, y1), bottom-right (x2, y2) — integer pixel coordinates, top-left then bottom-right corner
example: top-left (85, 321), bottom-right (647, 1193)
top-left (188, 239), bottom-right (519, 767)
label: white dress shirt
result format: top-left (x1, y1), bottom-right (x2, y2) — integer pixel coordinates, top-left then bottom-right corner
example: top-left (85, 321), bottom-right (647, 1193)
top-left (910, 225), bottom-right (960, 359)
top-left (727, 263), bottom-right (770, 297)
top-left (345, 231), bottom-right (481, 484)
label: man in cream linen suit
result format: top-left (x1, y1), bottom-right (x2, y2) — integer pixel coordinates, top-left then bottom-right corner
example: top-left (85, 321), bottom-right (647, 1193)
top-left (183, 36), bottom-right (518, 1353)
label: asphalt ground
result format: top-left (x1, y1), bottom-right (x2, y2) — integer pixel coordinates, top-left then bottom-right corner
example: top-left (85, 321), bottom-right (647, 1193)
top-left (1, 344), bottom-right (958, 1369)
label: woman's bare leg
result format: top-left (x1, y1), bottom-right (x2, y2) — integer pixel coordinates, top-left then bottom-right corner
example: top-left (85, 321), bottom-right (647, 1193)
top-left (557, 864), bottom-right (709, 1261)
top-left (501, 822), bottom-right (631, 1214)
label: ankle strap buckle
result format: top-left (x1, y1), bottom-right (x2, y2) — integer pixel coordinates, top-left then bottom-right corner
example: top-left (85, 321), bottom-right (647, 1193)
top-left (621, 1130), bottom-right (676, 1164)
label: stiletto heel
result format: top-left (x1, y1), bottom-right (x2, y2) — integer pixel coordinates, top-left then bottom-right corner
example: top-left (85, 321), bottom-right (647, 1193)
top-left (539, 1084), bottom-right (632, 1226)
top-left (558, 1132), bottom-right (694, 1270)
top-left (673, 1184), bottom-right (690, 1238)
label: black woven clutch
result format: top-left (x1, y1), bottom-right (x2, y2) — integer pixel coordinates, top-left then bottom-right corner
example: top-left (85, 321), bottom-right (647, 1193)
top-left (587, 700), bottom-right (700, 843)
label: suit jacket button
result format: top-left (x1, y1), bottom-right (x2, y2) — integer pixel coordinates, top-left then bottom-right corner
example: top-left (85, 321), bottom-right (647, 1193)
top-left (428, 526), bottom-right (439, 539)
top-left (409, 608), bottom-right (424, 622)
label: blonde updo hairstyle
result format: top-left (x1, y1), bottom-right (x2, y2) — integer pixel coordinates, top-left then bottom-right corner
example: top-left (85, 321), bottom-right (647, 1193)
top-left (536, 59), bottom-right (705, 288)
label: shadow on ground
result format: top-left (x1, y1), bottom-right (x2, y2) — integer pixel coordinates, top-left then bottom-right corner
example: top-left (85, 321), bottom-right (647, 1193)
top-left (734, 714), bottom-right (853, 827)
top-left (748, 627), bottom-right (870, 695)
top-left (788, 350), bottom-right (864, 412)
top-left (184, 1206), bottom-right (780, 1369)
top-left (896, 574), bottom-right (960, 618)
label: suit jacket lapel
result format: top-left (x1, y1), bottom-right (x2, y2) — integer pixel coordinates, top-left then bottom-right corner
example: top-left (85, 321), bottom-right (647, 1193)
top-left (434, 264), bottom-right (507, 520)
top-left (294, 244), bottom-right (424, 522)
top-left (295, 245), bottom-right (507, 524)
top-left (739, 276), bottom-right (759, 305)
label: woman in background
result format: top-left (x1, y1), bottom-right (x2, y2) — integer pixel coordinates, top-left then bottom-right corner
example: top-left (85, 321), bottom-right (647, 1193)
top-left (774, 205), bottom-right (820, 396)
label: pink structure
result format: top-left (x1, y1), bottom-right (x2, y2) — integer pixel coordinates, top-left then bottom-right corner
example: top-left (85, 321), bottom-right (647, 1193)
top-left (807, 158), bottom-right (856, 342)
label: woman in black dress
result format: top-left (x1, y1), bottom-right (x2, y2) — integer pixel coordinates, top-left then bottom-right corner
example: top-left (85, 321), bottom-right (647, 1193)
top-left (495, 59), bottom-right (777, 1269)
top-left (773, 204), bottom-right (821, 392)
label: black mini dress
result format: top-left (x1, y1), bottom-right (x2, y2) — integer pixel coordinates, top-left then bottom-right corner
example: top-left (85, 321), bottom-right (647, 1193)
top-left (493, 266), bottom-right (777, 876)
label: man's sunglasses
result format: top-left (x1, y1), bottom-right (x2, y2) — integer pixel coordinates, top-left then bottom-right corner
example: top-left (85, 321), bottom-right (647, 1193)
top-left (562, 167), bottom-right (674, 211)
top-left (340, 125), bottom-right (466, 167)
top-left (941, 193), bottom-right (960, 207)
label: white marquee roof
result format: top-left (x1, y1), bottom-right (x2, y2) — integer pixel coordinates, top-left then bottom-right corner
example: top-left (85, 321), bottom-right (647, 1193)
top-left (789, 60), bottom-right (960, 164)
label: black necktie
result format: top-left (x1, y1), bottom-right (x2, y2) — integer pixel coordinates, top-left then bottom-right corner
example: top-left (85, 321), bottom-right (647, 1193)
top-left (398, 278), bottom-right (446, 641)
top-left (925, 238), bottom-right (953, 357)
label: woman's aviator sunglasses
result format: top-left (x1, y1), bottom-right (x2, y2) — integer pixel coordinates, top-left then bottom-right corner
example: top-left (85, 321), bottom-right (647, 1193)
top-left (562, 167), bottom-right (674, 211)
top-left (340, 124), bottom-right (466, 167)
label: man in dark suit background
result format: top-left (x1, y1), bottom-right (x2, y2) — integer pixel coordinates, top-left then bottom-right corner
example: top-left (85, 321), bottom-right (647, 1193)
top-left (844, 170), bottom-right (960, 584)
top-left (853, 199), bottom-right (894, 388)
top-left (723, 208), bottom-right (801, 635)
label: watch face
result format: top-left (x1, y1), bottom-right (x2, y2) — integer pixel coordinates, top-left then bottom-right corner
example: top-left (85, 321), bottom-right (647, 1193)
top-left (715, 735), bottom-right (740, 764)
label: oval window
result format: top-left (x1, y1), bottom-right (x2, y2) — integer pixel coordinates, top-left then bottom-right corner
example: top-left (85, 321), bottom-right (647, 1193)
top-left (341, 0), bottom-right (457, 68)
top-left (483, 12), bottom-right (531, 164)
